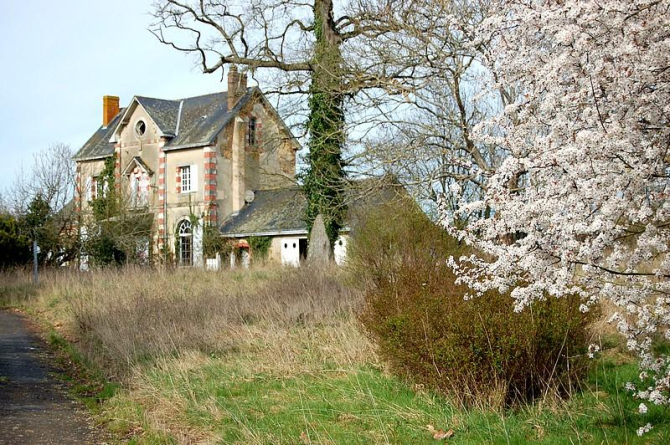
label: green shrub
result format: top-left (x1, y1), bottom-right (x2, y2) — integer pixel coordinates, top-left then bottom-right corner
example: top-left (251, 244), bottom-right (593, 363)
top-left (349, 197), bottom-right (596, 408)
top-left (248, 236), bottom-right (272, 261)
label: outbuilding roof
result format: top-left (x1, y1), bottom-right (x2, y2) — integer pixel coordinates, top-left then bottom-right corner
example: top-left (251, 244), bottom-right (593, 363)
top-left (219, 188), bottom-right (308, 237)
top-left (219, 179), bottom-right (406, 238)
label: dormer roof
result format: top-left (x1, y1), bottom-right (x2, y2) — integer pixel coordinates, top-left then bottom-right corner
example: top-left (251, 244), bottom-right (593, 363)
top-left (121, 156), bottom-right (154, 176)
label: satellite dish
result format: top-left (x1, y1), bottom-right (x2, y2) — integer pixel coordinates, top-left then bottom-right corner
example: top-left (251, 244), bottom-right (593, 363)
top-left (244, 190), bottom-right (255, 203)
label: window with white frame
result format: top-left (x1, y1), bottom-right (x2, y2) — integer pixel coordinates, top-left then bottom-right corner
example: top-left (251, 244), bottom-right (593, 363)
top-left (180, 165), bottom-right (191, 193)
top-left (129, 171), bottom-right (148, 206)
top-left (100, 177), bottom-right (109, 197)
top-left (179, 165), bottom-right (198, 193)
top-left (177, 219), bottom-right (193, 266)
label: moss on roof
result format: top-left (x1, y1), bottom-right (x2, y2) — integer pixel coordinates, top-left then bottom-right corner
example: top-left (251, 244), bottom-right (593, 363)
top-left (219, 180), bottom-right (408, 237)
top-left (219, 188), bottom-right (308, 237)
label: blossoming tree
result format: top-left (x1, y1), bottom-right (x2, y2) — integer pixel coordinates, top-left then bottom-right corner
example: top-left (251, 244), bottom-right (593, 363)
top-left (447, 0), bottom-right (670, 417)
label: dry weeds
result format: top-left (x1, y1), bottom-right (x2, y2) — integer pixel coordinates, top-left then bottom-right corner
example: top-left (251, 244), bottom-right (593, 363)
top-left (21, 265), bottom-right (370, 380)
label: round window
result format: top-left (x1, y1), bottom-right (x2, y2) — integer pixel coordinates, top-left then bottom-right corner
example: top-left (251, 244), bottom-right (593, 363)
top-left (135, 120), bottom-right (147, 137)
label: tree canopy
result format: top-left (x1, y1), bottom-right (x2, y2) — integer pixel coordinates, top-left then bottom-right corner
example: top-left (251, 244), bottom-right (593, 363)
top-left (447, 0), bottom-right (670, 414)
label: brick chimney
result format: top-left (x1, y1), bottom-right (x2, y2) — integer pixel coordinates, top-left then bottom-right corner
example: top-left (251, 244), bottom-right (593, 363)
top-left (103, 95), bottom-right (120, 128)
top-left (227, 66), bottom-right (247, 110)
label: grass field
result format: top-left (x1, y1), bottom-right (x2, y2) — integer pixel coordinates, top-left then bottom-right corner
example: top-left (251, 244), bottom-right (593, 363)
top-left (1, 266), bottom-right (668, 444)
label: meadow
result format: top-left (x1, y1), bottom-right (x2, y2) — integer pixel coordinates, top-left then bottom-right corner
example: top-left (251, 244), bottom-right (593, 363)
top-left (1, 266), bottom-right (668, 444)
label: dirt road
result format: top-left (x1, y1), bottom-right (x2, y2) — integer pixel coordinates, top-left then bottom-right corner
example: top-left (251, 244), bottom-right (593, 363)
top-left (0, 310), bottom-right (104, 444)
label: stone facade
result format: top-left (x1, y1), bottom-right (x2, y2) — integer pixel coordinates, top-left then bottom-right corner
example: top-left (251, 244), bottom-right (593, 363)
top-left (74, 69), bottom-right (298, 266)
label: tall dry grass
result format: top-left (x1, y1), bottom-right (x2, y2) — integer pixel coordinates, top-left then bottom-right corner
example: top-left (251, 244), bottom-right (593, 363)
top-left (0, 267), bottom-right (38, 306)
top-left (32, 265), bottom-right (369, 379)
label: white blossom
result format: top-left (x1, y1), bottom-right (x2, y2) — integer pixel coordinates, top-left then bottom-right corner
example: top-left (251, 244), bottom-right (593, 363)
top-left (446, 0), bottom-right (670, 412)
top-left (637, 423), bottom-right (653, 437)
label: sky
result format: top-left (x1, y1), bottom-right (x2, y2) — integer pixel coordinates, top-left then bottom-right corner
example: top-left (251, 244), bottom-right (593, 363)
top-left (0, 0), bottom-right (235, 196)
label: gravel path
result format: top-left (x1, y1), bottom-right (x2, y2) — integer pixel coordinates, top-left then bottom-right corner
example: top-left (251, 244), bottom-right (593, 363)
top-left (0, 309), bottom-right (104, 444)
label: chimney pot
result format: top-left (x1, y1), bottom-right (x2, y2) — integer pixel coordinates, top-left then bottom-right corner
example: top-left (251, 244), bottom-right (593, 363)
top-left (103, 95), bottom-right (120, 128)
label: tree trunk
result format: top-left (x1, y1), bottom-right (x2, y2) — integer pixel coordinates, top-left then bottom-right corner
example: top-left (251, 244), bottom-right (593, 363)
top-left (303, 0), bottom-right (347, 249)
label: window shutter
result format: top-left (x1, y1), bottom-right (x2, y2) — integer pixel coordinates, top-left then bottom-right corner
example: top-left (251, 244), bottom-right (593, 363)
top-left (190, 164), bottom-right (199, 192)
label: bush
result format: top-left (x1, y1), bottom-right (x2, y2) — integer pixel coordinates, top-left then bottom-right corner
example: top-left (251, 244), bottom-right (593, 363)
top-left (349, 197), bottom-right (597, 408)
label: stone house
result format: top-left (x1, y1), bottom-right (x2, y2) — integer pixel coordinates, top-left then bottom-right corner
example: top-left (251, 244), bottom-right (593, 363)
top-left (73, 68), bottom-right (300, 266)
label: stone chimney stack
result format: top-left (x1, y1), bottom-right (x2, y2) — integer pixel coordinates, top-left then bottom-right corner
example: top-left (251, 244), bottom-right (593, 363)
top-left (227, 66), bottom-right (248, 110)
top-left (103, 95), bottom-right (120, 128)
top-left (231, 117), bottom-right (246, 213)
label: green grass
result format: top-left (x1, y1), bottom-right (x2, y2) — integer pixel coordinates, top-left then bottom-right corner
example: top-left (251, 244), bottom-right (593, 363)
top-left (47, 330), bottom-right (120, 413)
top-left (116, 354), bottom-right (669, 444)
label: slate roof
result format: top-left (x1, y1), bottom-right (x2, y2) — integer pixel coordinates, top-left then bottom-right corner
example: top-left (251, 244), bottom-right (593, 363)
top-left (219, 180), bottom-right (406, 237)
top-left (73, 108), bottom-right (125, 161)
top-left (219, 188), bottom-right (308, 237)
top-left (134, 90), bottom-right (257, 149)
top-left (74, 88), bottom-right (257, 160)
top-left (135, 97), bottom-right (181, 137)
top-left (166, 91), bottom-right (247, 149)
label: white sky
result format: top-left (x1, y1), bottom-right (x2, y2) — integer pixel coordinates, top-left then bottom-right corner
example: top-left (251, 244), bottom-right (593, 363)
top-left (0, 0), bottom-right (235, 195)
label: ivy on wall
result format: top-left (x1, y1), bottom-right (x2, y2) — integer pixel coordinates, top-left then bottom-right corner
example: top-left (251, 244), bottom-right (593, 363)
top-left (249, 236), bottom-right (272, 260)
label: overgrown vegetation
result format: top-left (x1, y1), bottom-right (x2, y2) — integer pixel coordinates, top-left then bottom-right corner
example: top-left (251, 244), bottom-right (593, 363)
top-left (84, 157), bottom-right (153, 266)
top-left (47, 266), bottom-right (363, 378)
top-left (0, 212), bottom-right (30, 268)
top-left (349, 197), bottom-right (597, 408)
top-left (1, 143), bottom-right (78, 269)
top-left (0, 193), bottom-right (78, 269)
top-left (202, 225), bottom-right (230, 258)
top-left (2, 266), bottom-right (669, 443)
top-left (301, 12), bottom-right (347, 247)
top-left (248, 235), bottom-right (272, 260)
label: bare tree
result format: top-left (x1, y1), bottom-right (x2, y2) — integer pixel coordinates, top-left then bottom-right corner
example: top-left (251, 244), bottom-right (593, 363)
top-left (356, 61), bottom-right (512, 224)
top-left (330, 0), bottom-right (517, 225)
top-left (5, 143), bottom-right (78, 266)
top-left (7, 143), bottom-right (75, 216)
top-left (150, 0), bottom-right (453, 246)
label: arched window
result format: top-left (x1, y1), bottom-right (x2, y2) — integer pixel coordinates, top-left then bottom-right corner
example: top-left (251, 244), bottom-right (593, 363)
top-left (177, 219), bottom-right (192, 266)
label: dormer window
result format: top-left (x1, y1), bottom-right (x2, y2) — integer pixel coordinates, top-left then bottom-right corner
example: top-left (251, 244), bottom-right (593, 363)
top-left (135, 120), bottom-right (147, 138)
top-left (248, 116), bottom-right (257, 146)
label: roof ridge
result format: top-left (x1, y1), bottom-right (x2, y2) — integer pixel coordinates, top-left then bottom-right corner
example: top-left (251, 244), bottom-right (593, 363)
top-left (177, 90), bottom-right (227, 101)
top-left (137, 91), bottom-right (227, 102)
top-left (135, 95), bottom-right (180, 103)
top-left (134, 88), bottom-right (259, 103)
